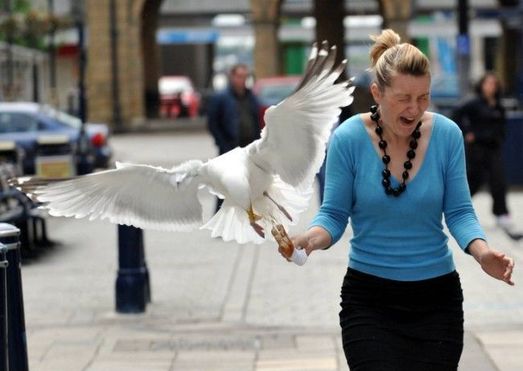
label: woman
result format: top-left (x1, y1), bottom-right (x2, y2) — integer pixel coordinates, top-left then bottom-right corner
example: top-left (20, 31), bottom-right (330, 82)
top-left (453, 73), bottom-right (513, 231)
top-left (281, 30), bottom-right (515, 370)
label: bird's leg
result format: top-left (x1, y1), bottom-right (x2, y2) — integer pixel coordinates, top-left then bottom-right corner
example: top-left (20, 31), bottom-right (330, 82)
top-left (247, 205), bottom-right (265, 238)
top-left (263, 191), bottom-right (293, 222)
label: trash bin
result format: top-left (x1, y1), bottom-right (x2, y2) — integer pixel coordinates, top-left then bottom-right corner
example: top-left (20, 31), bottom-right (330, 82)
top-left (0, 223), bottom-right (29, 371)
top-left (35, 135), bottom-right (75, 178)
top-left (0, 237), bottom-right (8, 371)
top-left (503, 111), bottom-right (523, 185)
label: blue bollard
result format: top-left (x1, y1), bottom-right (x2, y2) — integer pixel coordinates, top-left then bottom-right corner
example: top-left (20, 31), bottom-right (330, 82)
top-left (0, 223), bottom-right (29, 371)
top-left (0, 241), bottom-right (8, 371)
top-left (115, 225), bottom-right (151, 313)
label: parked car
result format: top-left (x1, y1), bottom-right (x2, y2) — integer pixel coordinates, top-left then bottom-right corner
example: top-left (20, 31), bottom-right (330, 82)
top-left (0, 102), bottom-right (113, 176)
top-left (158, 76), bottom-right (201, 119)
top-left (253, 76), bottom-right (301, 127)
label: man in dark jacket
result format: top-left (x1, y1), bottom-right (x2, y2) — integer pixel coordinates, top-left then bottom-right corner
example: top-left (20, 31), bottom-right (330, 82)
top-left (207, 64), bottom-right (261, 211)
top-left (207, 64), bottom-right (261, 155)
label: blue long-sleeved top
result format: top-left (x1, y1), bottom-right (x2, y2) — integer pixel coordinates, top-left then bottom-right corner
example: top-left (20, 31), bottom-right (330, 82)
top-left (311, 113), bottom-right (485, 281)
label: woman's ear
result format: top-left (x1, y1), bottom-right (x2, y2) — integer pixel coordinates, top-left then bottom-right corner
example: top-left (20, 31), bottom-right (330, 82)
top-left (370, 82), bottom-right (381, 104)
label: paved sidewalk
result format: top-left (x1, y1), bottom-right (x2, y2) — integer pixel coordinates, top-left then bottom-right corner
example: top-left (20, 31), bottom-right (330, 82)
top-left (20, 129), bottom-right (523, 370)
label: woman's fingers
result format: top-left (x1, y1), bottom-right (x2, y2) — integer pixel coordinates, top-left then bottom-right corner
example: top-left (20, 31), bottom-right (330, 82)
top-left (504, 272), bottom-right (515, 286)
top-left (492, 254), bottom-right (515, 285)
top-left (502, 256), bottom-right (515, 285)
top-left (482, 250), bottom-right (515, 285)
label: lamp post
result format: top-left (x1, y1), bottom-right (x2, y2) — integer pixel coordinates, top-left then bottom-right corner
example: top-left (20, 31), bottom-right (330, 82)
top-left (457, 0), bottom-right (471, 96)
top-left (109, 0), bottom-right (123, 131)
top-left (47, 0), bottom-right (57, 106)
top-left (71, 0), bottom-right (93, 175)
top-left (71, 0), bottom-right (86, 124)
top-left (25, 12), bottom-right (41, 103)
top-left (519, 0), bottom-right (523, 105)
top-left (3, 0), bottom-right (14, 101)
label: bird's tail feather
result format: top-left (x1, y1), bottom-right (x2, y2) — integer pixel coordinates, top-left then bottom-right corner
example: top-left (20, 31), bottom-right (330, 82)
top-left (201, 203), bottom-right (266, 245)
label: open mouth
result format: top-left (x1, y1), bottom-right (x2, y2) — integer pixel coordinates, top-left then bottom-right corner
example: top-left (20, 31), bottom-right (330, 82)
top-left (400, 116), bottom-right (417, 126)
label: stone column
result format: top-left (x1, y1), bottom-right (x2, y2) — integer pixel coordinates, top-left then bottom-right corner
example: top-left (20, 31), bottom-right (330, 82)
top-left (86, 0), bottom-right (146, 129)
top-left (314, 0), bottom-right (346, 69)
top-left (378, 0), bottom-right (412, 42)
top-left (86, 0), bottom-right (112, 125)
top-left (117, 0), bottom-right (146, 127)
top-left (250, 0), bottom-right (282, 78)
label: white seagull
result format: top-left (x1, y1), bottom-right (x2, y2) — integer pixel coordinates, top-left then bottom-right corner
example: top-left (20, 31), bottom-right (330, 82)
top-left (12, 42), bottom-right (354, 247)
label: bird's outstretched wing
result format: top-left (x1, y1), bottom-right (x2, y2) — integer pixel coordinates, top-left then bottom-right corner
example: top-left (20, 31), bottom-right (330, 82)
top-left (248, 42), bottom-right (354, 191)
top-left (11, 160), bottom-right (205, 231)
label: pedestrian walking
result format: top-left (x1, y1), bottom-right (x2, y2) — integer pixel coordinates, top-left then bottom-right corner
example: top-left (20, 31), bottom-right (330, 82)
top-left (279, 29), bottom-right (515, 370)
top-left (207, 64), bottom-right (261, 155)
top-left (452, 72), bottom-right (520, 238)
top-left (207, 64), bottom-right (261, 211)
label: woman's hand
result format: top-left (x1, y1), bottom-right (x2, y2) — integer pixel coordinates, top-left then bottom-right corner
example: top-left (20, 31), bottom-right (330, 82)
top-left (478, 249), bottom-right (515, 286)
top-left (277, 226), bottom-right (332, 262)
top-left (274, 233), bottom-right (311, 262)
top-left (290, 234), bottom-right (314, 254)
top-left (468, 239), bottom-right (515, 286)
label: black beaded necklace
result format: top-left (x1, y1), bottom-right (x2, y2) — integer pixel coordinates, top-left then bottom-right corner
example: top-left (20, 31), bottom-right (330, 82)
top-left (370, 105), bottom-right (422, 197)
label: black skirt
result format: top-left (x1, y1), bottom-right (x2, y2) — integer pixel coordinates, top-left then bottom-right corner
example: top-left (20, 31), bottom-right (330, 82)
top-left (339, 268), bottom-right (464, 371)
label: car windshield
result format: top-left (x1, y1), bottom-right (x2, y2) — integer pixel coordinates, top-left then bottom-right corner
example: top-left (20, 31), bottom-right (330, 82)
top-left (41, 106), bottom-right (82, 129)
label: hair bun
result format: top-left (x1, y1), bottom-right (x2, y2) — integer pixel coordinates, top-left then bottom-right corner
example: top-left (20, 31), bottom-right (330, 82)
top-left (370, 29), bottom-right (401, 68)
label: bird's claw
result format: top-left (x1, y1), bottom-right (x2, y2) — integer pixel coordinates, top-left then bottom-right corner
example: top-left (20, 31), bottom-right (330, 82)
top-left (251, 221), bottom-right (265, 238)
top-left (247, 206), bottom-right (262, 222)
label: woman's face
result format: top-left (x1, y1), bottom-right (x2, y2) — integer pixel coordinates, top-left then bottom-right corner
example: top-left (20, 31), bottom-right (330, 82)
top-left (371, 73), bottom-right (431, 139)
top-left (481, 75), bottom-right (498, 99)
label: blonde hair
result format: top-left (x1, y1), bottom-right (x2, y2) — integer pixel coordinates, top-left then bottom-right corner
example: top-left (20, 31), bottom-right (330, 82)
top-left (369, 29), bottom-right (430, 90)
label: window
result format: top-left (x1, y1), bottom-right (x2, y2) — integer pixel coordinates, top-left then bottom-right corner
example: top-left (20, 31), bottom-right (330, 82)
top-left (41, 105), bottom-right (82, 129)
top-left (0, 112), bottom-right (39, 133)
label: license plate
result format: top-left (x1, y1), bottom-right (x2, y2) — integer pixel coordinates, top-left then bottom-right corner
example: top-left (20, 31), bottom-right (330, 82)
top-left (36, 155), bottom-right (75, 178)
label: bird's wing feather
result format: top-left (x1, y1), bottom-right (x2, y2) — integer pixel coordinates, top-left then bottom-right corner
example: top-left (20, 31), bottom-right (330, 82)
top-left (25, 160), bottom-right (205, 231)
top-left (249, 42), bottom-right (354, 191)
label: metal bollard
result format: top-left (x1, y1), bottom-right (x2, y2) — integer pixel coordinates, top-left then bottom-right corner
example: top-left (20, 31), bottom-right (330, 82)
top-left (0, 223), bottom-right (29, 371)
top-left (115, 225), bottom-right (151, 313)
top-left (0, 241), bottom-right (8, 371)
